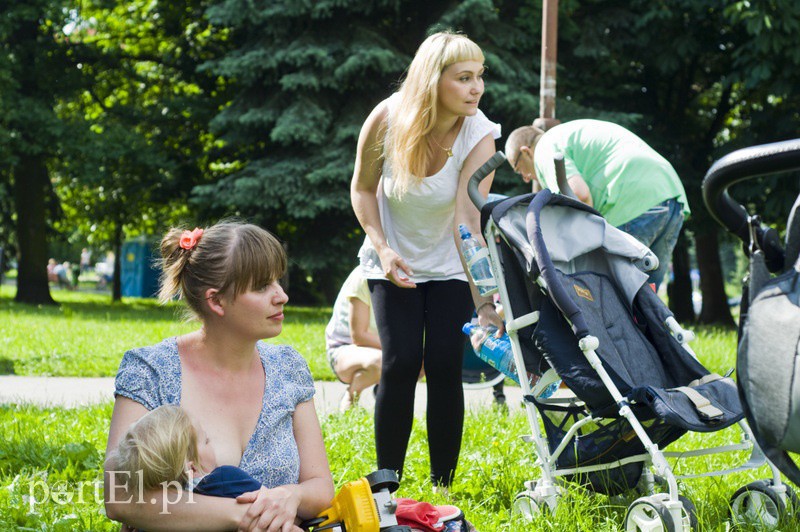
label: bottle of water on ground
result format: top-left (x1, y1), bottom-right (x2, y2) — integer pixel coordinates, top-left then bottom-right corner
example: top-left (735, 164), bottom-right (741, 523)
top-left (458, 224), bottom-right (497, 297)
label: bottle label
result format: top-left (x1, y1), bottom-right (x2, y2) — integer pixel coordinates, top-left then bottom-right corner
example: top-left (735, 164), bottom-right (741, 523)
top-left (465, 247), bottom-right (490, 268)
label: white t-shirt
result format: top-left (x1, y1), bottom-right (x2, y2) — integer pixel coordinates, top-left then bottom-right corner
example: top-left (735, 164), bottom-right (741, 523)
top-left (325, 268), bottom-right (377, 353)
top-left (358, 93), bottom-right (501, 283)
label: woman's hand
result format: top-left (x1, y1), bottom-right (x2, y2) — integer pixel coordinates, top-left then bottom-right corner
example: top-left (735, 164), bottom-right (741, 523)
top-left (378, 246), bottom-right (416, 288)
top-left (236, 485), bottom-right (301, 532)
top-left (477, 303), bottom-right (504, 335)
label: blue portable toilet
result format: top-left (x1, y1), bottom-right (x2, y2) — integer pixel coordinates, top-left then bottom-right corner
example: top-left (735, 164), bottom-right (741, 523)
top-left (121, 237), bottom-right (160, 298)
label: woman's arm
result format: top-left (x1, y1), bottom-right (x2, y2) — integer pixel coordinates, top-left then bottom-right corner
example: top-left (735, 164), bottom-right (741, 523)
top-left (350, 102), bottom-right (415, 288)
top-left (104, 396), bottom-right (248, 531)
top-left (454, 133), bottom-right (504, 332)
top-left (349, 298), bottom-right (381, 349)
top-left (236, 400), bottom-right (334, 531)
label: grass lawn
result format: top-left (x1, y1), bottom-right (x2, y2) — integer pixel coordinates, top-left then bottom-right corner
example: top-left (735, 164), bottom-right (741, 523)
top-left (0, 284), bottom-right (795, 530)
top-left (0, 285), bottom-right (334, 380)
top-left (0, 404), bottom-right (793, 530)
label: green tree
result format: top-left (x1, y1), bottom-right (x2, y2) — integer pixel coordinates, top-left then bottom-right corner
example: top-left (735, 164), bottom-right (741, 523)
top-left (54, 0), bottom-right (228, 300)
top-left (546, 0), bottom-right (800, 324)
top-left (0, 2), bottom-right (90, 304)
top-left (0, 0), bottom-right (226, 302)
top-left (199, 0), bottom-right (549, 302)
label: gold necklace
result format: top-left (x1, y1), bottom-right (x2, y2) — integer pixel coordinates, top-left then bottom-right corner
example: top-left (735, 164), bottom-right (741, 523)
top-left (429, 131), bottom-right (454, 158)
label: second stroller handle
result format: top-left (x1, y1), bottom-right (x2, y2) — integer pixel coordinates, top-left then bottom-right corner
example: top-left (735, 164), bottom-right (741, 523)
top-left (468, 151), bottom-right (507, 210)
top-left (702, 138), bottom-right (800, 272)
top-left (554, 152), bottom-right (579, 200)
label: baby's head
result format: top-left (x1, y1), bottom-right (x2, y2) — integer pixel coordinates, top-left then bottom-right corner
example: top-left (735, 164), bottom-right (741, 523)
top-left (111, 405), bottom-right (216, 493)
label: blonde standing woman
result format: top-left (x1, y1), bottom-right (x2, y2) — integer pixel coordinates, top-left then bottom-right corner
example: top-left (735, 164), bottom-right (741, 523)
top-left (351, 31), bottom-right (503, 489)
top-left (104, 221), bottom-right (333, 531)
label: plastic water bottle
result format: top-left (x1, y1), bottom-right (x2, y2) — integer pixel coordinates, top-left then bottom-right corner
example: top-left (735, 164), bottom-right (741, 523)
top-left (462, 323), bottom-right (520, 385)
top-left (533, 369), bottom-right (562, 399)
top-left (458, 224), bottom-right (497, 296)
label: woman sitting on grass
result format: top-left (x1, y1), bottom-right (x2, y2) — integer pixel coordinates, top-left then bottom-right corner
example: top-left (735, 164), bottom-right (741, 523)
top-left (104, 221), bottom-right (333, 531)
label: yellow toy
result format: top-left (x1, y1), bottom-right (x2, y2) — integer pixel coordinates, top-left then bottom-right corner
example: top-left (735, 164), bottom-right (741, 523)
top-left (300, 470), bottom-right (411, 532)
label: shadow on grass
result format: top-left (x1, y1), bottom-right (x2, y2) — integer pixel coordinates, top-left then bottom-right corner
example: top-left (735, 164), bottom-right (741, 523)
top-left (0, 358), bottom-right (16, 375)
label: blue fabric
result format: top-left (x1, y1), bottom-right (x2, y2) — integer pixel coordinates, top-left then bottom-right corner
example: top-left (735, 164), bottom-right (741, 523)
top-left (193, 465), bottom-right (262, 499)
top-left (618, 198), bottom-right (684, 289)
top-left (114, 338), bottom-right (315, 488)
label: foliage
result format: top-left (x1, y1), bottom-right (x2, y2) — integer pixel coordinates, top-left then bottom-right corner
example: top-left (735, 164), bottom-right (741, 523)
top-left (0, 403), bottom-right (115, 531)
top-left (50, 0), bottom-right (232, 301)
top-left (0, 0), bottom-right (230, 302)
top-left (196, 0), bottom-right (557, 301)
top-left (541, 0), bottom-right (800, 323)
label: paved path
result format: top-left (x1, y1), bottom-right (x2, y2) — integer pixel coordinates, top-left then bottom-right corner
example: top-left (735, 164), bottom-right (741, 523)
top-left (0, 376), bottom-right (525, 416)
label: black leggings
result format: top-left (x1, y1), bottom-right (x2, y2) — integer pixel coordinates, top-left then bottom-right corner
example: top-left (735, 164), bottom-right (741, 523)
top-left (368, 279), bottom-right (474, 486)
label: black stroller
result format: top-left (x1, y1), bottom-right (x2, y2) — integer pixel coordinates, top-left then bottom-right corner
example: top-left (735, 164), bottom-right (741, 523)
top-left (465, 152), bottom-right (791, 530)
top-left (704, 138), bottom-right (800, 526)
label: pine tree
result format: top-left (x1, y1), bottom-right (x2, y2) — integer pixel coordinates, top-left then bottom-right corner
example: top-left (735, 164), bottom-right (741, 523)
top-left (198, 0), bottom-right (545, 301)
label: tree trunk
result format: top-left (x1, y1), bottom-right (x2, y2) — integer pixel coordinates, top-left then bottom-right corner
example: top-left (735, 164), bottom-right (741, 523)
top-left (668, 229), bottom-right (695, 322)
top-left (112, 220), bottom-right (123, 302)
top-left (13, 154), bottom-right (56, 305)
top-left (696, 227), bottom-right (735, 326)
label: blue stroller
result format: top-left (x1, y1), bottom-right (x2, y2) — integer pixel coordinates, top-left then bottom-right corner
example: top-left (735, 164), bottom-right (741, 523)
top-left (465, 153), bottom-right (791, 530)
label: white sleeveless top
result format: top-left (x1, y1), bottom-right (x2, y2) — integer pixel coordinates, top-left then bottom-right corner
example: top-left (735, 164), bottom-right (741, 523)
top-left (358, 93), bottom-right (501, 283)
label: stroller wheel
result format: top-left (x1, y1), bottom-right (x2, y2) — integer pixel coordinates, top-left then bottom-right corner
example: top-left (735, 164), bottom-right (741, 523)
top-left (625, 494), bottom-right (689, 531)
top-left (729, 479), bottom-right (790, 529)
top-left (678, 495), bottom-right (698, 530)
top-left (512, 491), bottom-right (547, 522)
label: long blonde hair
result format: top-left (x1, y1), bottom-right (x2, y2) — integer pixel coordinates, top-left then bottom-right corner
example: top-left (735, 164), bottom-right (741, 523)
top-left (109, 405), bottom-right (199, 494)
top-left (386, 31), bottom-right (484, 197)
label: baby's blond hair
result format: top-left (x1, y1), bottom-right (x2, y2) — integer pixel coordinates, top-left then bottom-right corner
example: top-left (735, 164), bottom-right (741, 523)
top-left (109, 405), bottom-right (199, 494)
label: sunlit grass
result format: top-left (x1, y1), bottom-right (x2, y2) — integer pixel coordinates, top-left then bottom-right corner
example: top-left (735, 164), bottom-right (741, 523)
top-left (3, 284), bottom-right (798, 529)
top-left (0, 285), bottom-right (333, 379)
top-left (2, 403), bottom-right (796, 530)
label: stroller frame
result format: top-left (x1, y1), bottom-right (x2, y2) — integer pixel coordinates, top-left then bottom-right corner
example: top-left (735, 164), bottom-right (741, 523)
top-left (468, 152), bottom-right (788, 529)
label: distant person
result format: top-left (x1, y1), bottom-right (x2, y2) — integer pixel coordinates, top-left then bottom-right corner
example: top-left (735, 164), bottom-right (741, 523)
top-left (48, 259), bottom-right (73, 290)
top-left (505, 120), bottom-right (690, 289)
top-left (70, 261), bottom-right (81, 287)
top-left (108, 404), bottom-right (262, 500)
top-left (80, 248), bottom-right (92, 276)
top-left (325, 267), bottom-right (382, 412)
top-left (96, 252), bottom-right (115, 290)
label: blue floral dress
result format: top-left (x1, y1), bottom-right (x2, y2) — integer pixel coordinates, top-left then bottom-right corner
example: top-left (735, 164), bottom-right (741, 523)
top-left (114, 337), bottom-right (315, 488)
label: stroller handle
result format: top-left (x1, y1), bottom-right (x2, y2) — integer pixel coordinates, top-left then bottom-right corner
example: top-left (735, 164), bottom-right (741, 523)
top-left (468, 151), bottom-right (507, 210)
top-left (702, 138), bottom-right (800, 271)
top-left (554, 153), bottom-right (579, 201)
